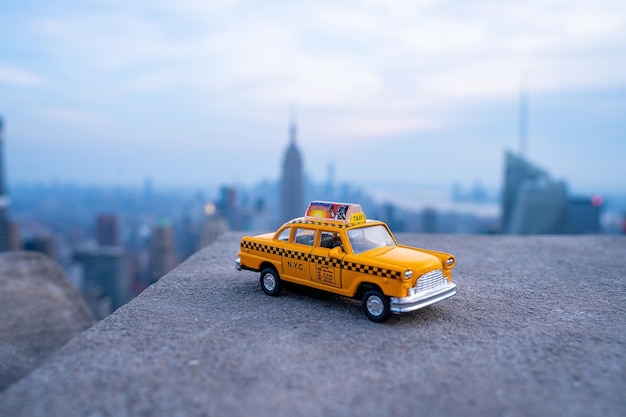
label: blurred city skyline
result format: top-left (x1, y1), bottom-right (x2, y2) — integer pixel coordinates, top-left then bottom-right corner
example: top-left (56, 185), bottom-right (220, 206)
top-left (1, 0), bottom-right (625, 195)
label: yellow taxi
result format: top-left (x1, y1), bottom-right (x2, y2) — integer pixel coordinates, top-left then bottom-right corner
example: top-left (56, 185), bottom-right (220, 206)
top-left (235, 201), bottom-right (456, 322)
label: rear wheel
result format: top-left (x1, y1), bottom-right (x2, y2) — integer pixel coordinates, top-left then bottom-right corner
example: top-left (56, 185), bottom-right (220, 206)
top-left (260, 267), bottom-right (283, 296)
top-left (362, 290), bottom-right (391, 322)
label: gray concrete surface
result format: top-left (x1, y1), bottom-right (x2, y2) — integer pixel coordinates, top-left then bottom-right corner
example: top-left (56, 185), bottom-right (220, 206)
top-left (0, 233), bottom-right (624, 417)
top-left (0, 251), bottom-right (95, 391)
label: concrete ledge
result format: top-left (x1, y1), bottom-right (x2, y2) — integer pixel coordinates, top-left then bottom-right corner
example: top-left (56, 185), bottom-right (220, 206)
top-left (0, 251), bottom-right (95, 391)
top-left (0, 233), bottom-right (625, 417)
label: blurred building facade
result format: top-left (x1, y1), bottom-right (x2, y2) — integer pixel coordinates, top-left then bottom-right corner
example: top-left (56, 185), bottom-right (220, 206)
top-left (502, 151), bottom-right (551, 233)
top-left (74, 247), bottom-right (132, 319)
top-left (149, 221), bottom-right (177, 283)
top-left (567, 197), bottom-right (602, 234)
top-left (199, 211), bottom-right (228, 248)
top-left (0, 116), bottom-right (7, 251)
top-left (501, 151), bottom-right (601, 234)
top-left (216, 186), bottom-right (241, 230)
top-left (0, 116), bottom-right (19, 252)
top-left (97, 214), bottom-right (121, 247)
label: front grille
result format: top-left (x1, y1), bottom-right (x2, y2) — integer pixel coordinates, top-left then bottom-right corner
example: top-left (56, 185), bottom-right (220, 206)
top-left (413, 269), bottom-right (446, 292)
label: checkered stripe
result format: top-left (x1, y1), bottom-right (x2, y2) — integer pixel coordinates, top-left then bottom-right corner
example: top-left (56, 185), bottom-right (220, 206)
top-left (241, 240), bottom-right (283, 256)
top-left (242, 239), bottom-right (401, 279)
top-left (342, 262), bottom-right (401, 279)
top-left (311, 254), bottom-right (342, 268)
top-left (283, 249), bottom-right (309, 262)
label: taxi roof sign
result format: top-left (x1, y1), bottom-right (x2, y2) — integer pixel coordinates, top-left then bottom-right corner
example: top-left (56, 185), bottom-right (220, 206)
top-left (305, 201), bottom-right (366, 224)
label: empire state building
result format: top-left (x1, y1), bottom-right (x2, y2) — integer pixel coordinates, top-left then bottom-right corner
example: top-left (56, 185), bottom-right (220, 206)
top-left (280, 118), bottom-right (303, 224)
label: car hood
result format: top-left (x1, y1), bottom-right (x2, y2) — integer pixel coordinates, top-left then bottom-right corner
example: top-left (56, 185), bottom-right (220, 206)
top-left (366, 246), bottom-right (441, 272)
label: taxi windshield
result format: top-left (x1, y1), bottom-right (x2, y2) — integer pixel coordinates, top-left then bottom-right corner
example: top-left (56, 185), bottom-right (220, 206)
top-left (347, 225), bottom-right (396, 254)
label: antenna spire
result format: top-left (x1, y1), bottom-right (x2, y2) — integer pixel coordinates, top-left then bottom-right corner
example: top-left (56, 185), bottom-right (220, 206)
top-left (519, 73), bottom-right (529, 157)
top-left (289, 105), bottom-right (297, 145)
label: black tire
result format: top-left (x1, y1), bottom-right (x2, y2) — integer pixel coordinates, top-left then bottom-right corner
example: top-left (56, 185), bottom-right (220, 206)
top-left (260, 267), bottom-right (283, 296)
top-left (362, 290), bottom-right (391, 322)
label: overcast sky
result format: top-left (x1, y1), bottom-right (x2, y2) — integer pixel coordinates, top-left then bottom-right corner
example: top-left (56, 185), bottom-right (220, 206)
top-left (1, 0), bottom-right (625, 195)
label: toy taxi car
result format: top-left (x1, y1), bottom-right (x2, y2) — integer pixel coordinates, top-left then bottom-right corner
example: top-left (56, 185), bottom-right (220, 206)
top-left (235, 201), bottom-right (456, 322)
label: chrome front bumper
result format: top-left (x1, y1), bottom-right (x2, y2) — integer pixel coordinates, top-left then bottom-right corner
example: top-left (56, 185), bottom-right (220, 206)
top-left (235, 257), bottom-right (242, 271)
top-left (390, 282), bottom-right (457, 313)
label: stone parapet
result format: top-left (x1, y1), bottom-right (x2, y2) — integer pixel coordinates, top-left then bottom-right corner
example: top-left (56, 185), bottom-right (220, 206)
top-left (0, 233), bottom-right (624, 416)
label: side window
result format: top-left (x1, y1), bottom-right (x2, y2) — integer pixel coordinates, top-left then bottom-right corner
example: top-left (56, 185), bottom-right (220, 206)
top-left (294, 228), bottom-right (315, 246)
top-left (319, 231), bottom-right (342, 249)
top-left (277, 227), bottom-right (291, 242)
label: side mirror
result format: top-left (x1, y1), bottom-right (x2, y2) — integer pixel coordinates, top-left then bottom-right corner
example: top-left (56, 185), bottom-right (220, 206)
top-left (329, 246), bottom-right (344, 258)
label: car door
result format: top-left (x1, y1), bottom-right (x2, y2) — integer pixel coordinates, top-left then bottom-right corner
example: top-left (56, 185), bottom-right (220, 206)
top-left (309, 230), bottom-right (344, 288)
top-left (281, 227), bottom-right (314, 283)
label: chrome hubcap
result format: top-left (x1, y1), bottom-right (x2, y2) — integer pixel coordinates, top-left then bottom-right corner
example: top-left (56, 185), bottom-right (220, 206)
top-left (366, 295), bottom-right (384, 316)
top-left (263, 274), bottom-right (276, 291)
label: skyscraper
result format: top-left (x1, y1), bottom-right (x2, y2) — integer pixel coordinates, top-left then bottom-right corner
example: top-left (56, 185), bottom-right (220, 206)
top-left (74, 247), bottom-right (132, 317)
top-left (280, 116), bottom-right (303, 223)
top-left (97, 214), bottom-right (121, 247)
top-left (501, 151), bottom-right (568, 234)
top-left (216, 186), bottom-right (241, 230)
top-left (501, 151), bottom-right (602, 235)
top-left (502, 152), bottom-right (547, 231)
top-left (0, 116), bottom-right (10, 252)
top-left (149, 221), bottom-right (177, 283)
top-left (507, 178), bottom-right (568, 234)
top-left (567, 197), bottom-right (602, 234)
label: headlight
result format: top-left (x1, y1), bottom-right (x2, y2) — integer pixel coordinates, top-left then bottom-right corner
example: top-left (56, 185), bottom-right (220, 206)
top-left (446, 257), bottom-right (455, 267)
top-left (404, 270), bottom-right (413, 279)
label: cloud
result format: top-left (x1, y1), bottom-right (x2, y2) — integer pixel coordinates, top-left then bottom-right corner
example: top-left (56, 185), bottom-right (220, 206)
top-left (32, 2), bottom-right (626, 90)
top-left (11, 0), bottom-right (626, 146)
top-left (311, 114), bottom-right (437, 142)
top-left (42, 107), bottom-right (109, 125)
top-left (0, 63), bottom-right (44, 87)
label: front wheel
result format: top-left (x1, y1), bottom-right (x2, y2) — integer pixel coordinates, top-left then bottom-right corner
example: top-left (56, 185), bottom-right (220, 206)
top-left (260, 268), bottom-right (283, 296)
top-left (362, 290), bottom-right (391, 322)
